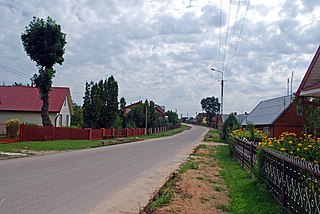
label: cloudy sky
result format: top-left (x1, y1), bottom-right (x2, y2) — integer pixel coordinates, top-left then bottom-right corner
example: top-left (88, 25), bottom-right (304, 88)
top-left (1, 0), bottom-right (319, 117)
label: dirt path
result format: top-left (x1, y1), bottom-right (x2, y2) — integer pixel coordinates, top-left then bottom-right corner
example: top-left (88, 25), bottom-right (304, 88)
top-left (147, 144), bottom-right (229, 214)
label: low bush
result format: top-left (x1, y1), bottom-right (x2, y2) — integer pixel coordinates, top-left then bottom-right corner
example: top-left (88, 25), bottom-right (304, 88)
top-left (5, 119), bottom-right (20, 138)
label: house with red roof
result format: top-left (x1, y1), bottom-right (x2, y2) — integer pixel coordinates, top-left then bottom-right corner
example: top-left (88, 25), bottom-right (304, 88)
top-left (0, 86), bottom-right (73, 133)
top-left (124, 101), bottom-right (166, 118)
top-left (296, 45), bottom-right (320, 98)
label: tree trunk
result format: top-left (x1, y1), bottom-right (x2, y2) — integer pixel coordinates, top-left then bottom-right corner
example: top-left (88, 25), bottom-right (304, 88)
top-left (41, 95), bottom-right (52, 126)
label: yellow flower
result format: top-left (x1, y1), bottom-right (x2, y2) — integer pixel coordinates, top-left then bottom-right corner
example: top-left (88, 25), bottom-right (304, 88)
top-left (297, 148), bottom-right (300, 151)
top-left (280, 148), bottom-right (285, 151)
top-left (290, 151), bottom-right (293, 154)
top-left (307, 144), bottom-right (313, 148)
top-left (304, 147), bottom-right (308, 151)
top-left (289, 141), bottom-right (293, 144)
top-left (314, 160), bottom-right (318, 163)
top-left (308, 134), bottom-right (312, 138)
top-left (298, 143), bottom-right (302, 147)
top-left (301, 158), bottom-right (306, 161)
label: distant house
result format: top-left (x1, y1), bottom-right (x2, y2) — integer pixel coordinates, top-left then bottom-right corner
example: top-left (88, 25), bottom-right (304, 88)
top-left (242, 95), bottom-right (305, 137)
top-left (154, 105), bottom-right (166, 118)
top-left (0, 86), bottom-right (73, 133)
top-left (196, 112), bottom-right (223, 128)
top-left (124, 101), bottom-right (166, 118)
top-left (123, 101), bottom-right (142, 116)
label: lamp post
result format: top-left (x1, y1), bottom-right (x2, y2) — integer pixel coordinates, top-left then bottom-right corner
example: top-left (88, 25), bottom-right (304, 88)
top-left (211, 68), bottom-right (226, 117)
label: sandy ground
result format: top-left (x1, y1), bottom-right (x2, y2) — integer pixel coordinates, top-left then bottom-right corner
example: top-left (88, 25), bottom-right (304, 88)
top-left (150, 144), bottom-right (229, 214)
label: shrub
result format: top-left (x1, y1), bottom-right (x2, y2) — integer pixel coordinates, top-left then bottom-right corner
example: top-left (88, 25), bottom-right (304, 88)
top-left (5, 119), bottom-right (20, 138)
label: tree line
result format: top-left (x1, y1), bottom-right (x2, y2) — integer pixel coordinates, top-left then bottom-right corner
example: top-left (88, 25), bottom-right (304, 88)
top-left (71, 76), bottom-right (179, 129)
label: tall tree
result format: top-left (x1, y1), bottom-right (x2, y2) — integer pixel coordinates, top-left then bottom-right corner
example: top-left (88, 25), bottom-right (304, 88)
top-left (201, 96), bottom-right (220, 126)
top-left (105, 76), bottom-right (118, 128)
top-left (21, 16), bottom-right (66, 126)
top-left (83, 82), bottom-right (93, 128)
top-left (119, 97), bottom-right (127, 128)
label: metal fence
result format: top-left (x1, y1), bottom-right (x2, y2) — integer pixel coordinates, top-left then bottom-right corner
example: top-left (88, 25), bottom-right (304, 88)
top-left (234, 138), bottom-right (320, 214)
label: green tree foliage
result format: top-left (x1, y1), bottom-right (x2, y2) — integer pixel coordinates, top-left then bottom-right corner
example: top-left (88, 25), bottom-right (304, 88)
top-left (222, 113), bottom-right (240, 140)
top-left (126, 102), bottom-right (145, 128)
top-left (83, 82), bottom-right (93, 128)
top-left (71, 102), bottom-right (83, 127)
top-left (126, 100), bottom-right (166, 128)
top-left (21, 16), bottom-right (66, 126)
top-left (201, 96), bottom-right (220, 126)
top-left (305, 98), bottom-right (320, 136)
top-left (105, 76), bottom-right (118, 128)
top-left (119, 97), bottom-right (126, 128)
top-left (82, 76), bottom-right (119, 128)
top-left (166, 110), bottom-right (179, 125)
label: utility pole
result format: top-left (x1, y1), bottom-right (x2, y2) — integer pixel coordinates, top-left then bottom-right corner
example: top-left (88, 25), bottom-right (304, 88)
top-left (291, 71), bottom-right (294, 100)
top-left (145, 104), bottom-right (148, 135)
top-left (211, 68), bottom-right (226, 117)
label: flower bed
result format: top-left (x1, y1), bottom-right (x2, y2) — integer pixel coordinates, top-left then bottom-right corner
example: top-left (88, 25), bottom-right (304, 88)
top-left (230, 129), bottom-right (320, 164)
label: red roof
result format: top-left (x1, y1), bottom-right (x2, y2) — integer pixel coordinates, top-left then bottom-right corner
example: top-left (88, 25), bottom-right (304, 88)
top-left (0, 86), bottom-right (70, 113)
top-left (296, 45), bottom-right (320, 97)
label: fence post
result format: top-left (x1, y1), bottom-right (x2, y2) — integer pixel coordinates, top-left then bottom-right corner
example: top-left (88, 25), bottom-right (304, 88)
top-left (101, 128), bottom-right (105, 139)
top-left (112, 128), bottom-right (115, 138)
top-left (281, 159), bottom-right (286, 210)
top-left (19, 124), bottom-right (24, 142)
top-left (242, 141), bottom-right (245, 167)
top-left (126, 128), bottom-right (128, 137)
top-left (88, 128), bottom-right (92, 140)
top-left (250, 142), bottom-right (253, 169)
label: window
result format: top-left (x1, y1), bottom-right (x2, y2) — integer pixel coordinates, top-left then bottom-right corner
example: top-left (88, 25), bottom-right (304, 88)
top-left (296, 104), bottom-right (303, 116)
top-left (263, 126), bottom-right (270, 135)
top-left (66, 115), bottom-right (69, 126)
top-left (59, 115), bottom-right (63, 127)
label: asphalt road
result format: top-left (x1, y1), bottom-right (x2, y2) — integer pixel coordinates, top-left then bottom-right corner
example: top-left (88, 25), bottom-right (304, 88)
top-left (0, 125), bottom-right (208, 214)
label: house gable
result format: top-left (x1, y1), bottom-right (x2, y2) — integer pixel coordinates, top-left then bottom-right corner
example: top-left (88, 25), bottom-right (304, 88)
top-left (296, 45), bottom-right (320, 97)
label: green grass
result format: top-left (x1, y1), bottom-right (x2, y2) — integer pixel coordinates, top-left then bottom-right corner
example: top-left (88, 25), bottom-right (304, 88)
top-left (178, 158), bottom-right (199, 173)
top-left (215, 146), bottom-right (283, 214)
top-left (0, 126), bottom-right (190, 153)
top-left (204, 128), bottom-right (224, 143)
top-left (0, 139), bottom-right (110, 153)
top-left (150, 176), bottom-right (176, 209)
top-left (139, 125), bottom-right (190, 139)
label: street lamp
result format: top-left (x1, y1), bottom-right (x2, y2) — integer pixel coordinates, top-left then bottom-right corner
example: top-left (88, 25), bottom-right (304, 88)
top-left (211, 68), bottom-right (226, 118)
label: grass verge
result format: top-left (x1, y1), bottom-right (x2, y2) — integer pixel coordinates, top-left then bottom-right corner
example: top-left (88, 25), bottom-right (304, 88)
top-left (0, 125), bottom-right (190, 154)
top-left (204, 128), bottom-right (224, 143)
top-left (145, 153), bottom-right (200, 212)
top-left (216, 146), bottom-right (283, 214)
top-left (139, 125), bottom-right (190, 139)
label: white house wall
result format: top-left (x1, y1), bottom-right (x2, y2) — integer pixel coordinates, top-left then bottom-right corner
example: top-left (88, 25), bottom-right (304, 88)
top-left (57, 97), bottom-right (71, 127)
top-left (0, 112), bottom-right (58, 134)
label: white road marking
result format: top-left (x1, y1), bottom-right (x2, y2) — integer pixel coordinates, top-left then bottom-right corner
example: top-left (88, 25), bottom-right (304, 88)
top-left (0, 198), bottom-right (5, 206)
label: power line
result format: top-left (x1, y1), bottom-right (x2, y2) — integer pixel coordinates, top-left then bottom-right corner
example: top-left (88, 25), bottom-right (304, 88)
top-left (0, 64), bottom-right (31, 79)
top-left (225, 0), bottom-right (241, 76)
top-left (225, 0), bottom-right (250, 79)
top-left (221, 0), bottom-right (232, 73)
top-left (218, 0), bottom-right (222, 69)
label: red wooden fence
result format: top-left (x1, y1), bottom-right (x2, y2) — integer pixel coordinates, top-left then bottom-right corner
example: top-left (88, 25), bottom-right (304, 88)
top-left (19, 125), bottom-right (148, 142)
